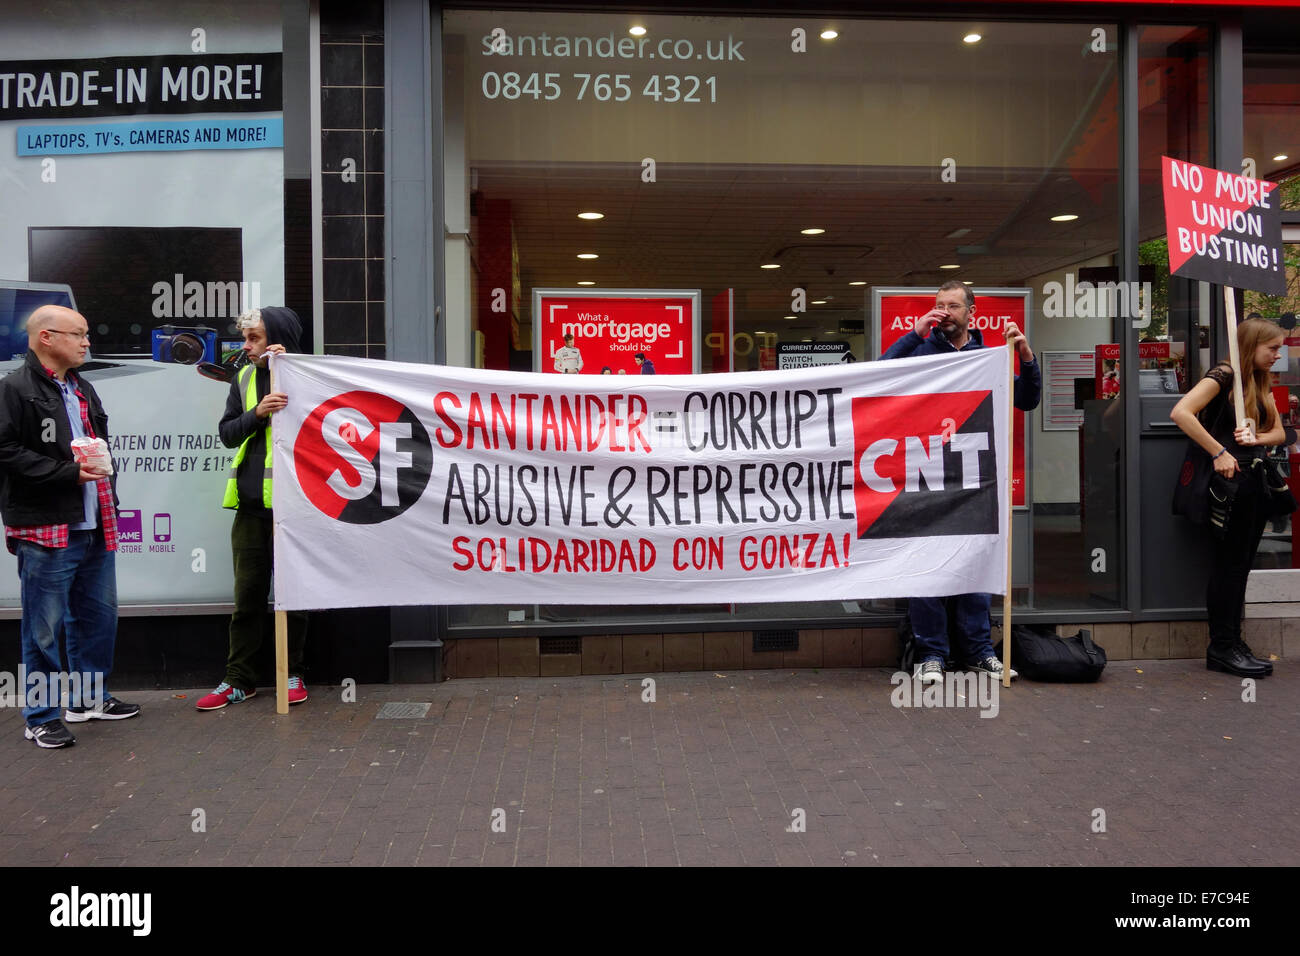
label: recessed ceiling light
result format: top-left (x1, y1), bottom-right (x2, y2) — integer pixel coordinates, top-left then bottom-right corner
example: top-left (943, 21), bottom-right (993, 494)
top-left (577, 281), bottom-right (596, 286)
top-left (820, 29), bottom-right (838, 40)
top-left (784, 315), bottom-right (797, 319)
top-left (629, 25), bottom-right (647, 37)
top-left (1050, 214), bottom-right (1079, 222)
top-left (849, 281), bottom-right (867, 286)
top-left (963, 33), bottom-right (982, 44)
top-left (801, 227), bottom-right (826, 235)
top-left (578, 211), bottom-right (604, 220)
top-left (577, 252), bottom-right (598, 259)
top-left (940, 264), bottom-right (961, 270)
top-left (812, 299), bottom-right (827, 305)
top-left (761, 263), bottom-right (781, 270)
top-left (963, 281), bottom-right (974, 285)
top-left (1274, 153), bottom-right (1289, 162)
top-left (945, 228), bottom-right (971, 239)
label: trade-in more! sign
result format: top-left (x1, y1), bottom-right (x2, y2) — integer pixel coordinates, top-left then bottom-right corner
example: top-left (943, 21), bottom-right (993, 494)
top-left (1162, 157), bottom-right (1285, 296)
top-left (269, 348), bottom-right (1010, 610)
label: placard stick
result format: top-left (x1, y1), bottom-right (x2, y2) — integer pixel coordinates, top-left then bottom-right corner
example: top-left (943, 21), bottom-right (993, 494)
top-left (1002, 342), bottom-right (1014, 688)
top-left (1224, 287), bottom-right (1251, 433)
top-left (270, 354), bottom-right (289, 715)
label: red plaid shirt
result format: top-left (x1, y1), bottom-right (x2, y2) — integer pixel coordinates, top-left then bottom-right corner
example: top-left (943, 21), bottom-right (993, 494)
top-left (5, 365), bottom-right (118, 553)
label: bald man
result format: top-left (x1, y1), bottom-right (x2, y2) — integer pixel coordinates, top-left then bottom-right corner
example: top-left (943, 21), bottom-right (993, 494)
top-left (0, 306), bottom-right (139, 749)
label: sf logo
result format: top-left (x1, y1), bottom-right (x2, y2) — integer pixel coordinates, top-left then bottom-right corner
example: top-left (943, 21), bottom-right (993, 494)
top-left (294, 391), bottom-right (433, 523)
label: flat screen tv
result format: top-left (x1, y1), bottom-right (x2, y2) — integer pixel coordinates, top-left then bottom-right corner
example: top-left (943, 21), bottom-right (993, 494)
top-left (28, 226), bottom-right (244, 357)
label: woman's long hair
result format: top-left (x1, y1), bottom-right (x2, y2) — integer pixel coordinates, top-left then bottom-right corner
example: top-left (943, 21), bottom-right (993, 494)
top-left (1232, 318), bottom-right (1284, 433)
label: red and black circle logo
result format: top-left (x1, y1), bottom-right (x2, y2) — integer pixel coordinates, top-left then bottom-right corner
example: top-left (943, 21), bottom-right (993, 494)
top-left (1180, 460), bottom-right (1194, 486)
top-left (294, 391), bottom-right (432, 523)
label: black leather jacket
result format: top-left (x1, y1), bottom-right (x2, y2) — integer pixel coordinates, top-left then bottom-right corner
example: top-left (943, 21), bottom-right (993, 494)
top-left (0, 351), bottom-right (117, 527)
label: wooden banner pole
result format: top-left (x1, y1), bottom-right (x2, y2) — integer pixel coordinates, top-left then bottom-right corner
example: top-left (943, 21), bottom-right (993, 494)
top-left (1002, 342), bottom-right (1014, 688)
top-left (1223, 287), bottom-right (1251, 434)
top-left (270, 354), bottom-right (289, 715)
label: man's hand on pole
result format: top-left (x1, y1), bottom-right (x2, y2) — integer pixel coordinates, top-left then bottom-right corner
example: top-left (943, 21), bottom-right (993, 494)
top-left (255, 391), bottom-right (289, 419)
top-left (1004, 321), bottom-right (1034, 362)
top-left (257, 347), bottom-right (289, 419)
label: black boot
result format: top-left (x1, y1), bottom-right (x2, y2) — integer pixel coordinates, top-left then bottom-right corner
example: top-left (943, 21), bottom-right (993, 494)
top-left (1234, 639), bottom-right (1274, 675)
top-left (1207, 641), bottom-right (1270, 677)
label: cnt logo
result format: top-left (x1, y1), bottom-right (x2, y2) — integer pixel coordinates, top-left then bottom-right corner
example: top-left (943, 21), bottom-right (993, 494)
top-left (294, 391), bottom-right (433, 523)
top-left (852, 391), bottom-right (997, 539)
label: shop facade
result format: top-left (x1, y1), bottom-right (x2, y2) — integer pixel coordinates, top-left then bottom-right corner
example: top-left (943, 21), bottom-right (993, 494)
top-left (2, 0), bottom-right (1298, 684)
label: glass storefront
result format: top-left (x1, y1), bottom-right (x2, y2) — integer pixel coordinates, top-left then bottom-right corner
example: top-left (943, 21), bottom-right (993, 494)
top-left (1244, 49), bottom-right (1300, 569)
top-left (440, 9), bottom-right (1134, 627)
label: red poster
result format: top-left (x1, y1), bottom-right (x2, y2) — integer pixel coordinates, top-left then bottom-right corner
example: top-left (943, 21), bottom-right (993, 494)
top-left (534, 290), bottom-right (698, 376)
top-left (1160, 156), bottom-right (1285, 296)
top-left (876, 289), bottom-right (1030, 507)
top-left (1095, 344), bottom-right (1121, 399)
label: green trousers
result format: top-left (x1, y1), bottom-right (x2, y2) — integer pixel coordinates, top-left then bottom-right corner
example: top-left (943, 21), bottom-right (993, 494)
top-left (225, 510), bottom-right (306, 691)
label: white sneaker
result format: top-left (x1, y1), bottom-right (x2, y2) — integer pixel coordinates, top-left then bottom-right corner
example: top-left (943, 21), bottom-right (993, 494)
top-left (65, 697), bottom-right (141, 722)
top-left (915, 660), bottom-right (944, 685)
top-left (968, 657), bottom-right (1018, 681)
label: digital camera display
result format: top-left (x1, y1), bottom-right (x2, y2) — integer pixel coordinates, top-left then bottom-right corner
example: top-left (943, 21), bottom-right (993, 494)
top-left (151, 325), bottom-right (218, 365)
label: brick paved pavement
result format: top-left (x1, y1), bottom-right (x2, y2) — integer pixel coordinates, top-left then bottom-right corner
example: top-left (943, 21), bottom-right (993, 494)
top-left (1, 660), bottom-right (1297, 867)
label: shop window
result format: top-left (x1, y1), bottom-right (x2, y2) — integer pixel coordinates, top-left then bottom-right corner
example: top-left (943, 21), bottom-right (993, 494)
top-left (441, 10), bottom-right (1125, 627)
top-left (1244, 51), bottom-right (1300, 568)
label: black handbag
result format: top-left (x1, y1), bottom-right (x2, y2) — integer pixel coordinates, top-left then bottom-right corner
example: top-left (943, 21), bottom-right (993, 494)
top-left (1207, 472), bottom-right (1240, 538)
top-left (1172, 443), bottom-right (1215, 525)
top-left (1262, 447), bottom-right (1297, 517)
top-left (999, 625), bottom-right (1107, 682)
top-left (1172, 391), bottom-right (1231, 527)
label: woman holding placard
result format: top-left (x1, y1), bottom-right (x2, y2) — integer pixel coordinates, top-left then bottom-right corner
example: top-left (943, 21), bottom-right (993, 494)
top-left (1171, 318), bottom-right (1289, 677)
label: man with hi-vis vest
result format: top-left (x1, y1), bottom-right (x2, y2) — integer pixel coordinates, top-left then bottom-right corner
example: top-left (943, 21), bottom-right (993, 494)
top-left (196, 307), bottom-right (308, 710)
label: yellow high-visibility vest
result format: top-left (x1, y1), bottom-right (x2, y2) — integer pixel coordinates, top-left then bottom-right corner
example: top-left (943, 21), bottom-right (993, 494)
top-left (221, 365), bottom-right (273, 509)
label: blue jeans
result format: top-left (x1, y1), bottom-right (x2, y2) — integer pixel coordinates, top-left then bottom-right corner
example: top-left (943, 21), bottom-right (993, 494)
top-left (16, 530), bottom-right (118, 726)
top-left (909, 593), bottom-right (994, 665)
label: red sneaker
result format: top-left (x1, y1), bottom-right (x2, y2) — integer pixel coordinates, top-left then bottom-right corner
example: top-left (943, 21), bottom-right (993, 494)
top-left (287, 676), bottom-right (308, 705)
top-left (195, 682), bottom-right (256, 711)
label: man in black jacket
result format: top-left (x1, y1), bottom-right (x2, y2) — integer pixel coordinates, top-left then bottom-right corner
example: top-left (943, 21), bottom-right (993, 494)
top-left (0, 305), bottom-right (140, 748)
top-left (881, 281), bottom-right (1041, 686)
top-left (195, 307), bottom-right (309, 710)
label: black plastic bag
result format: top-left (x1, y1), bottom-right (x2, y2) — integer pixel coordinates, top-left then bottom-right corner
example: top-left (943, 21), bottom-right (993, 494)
top-left (997, 625), bottom-right (1107, 682)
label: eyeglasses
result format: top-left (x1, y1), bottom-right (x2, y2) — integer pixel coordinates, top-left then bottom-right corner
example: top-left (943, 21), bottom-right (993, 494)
top-left (47, 329), bottom-right (91, 341)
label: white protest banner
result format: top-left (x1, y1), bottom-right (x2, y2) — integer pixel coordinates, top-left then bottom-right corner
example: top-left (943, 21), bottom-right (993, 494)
top-left (270, 348), bottom-right (1010, 610)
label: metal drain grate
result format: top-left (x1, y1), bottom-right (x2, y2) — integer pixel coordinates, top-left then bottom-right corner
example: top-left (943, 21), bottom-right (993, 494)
top-left (539, 636), bottom-right (581, 655)
top-left (753, 629), bottom-right (798, 653)
top-left (375, 701), bottom-right (432, 719)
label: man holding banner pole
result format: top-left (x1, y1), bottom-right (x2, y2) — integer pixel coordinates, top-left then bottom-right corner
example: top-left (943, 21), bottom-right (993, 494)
top-left (881, 280), bottom-right (1041, 685)
top-left (195, 307), bottom-right (308, 711)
